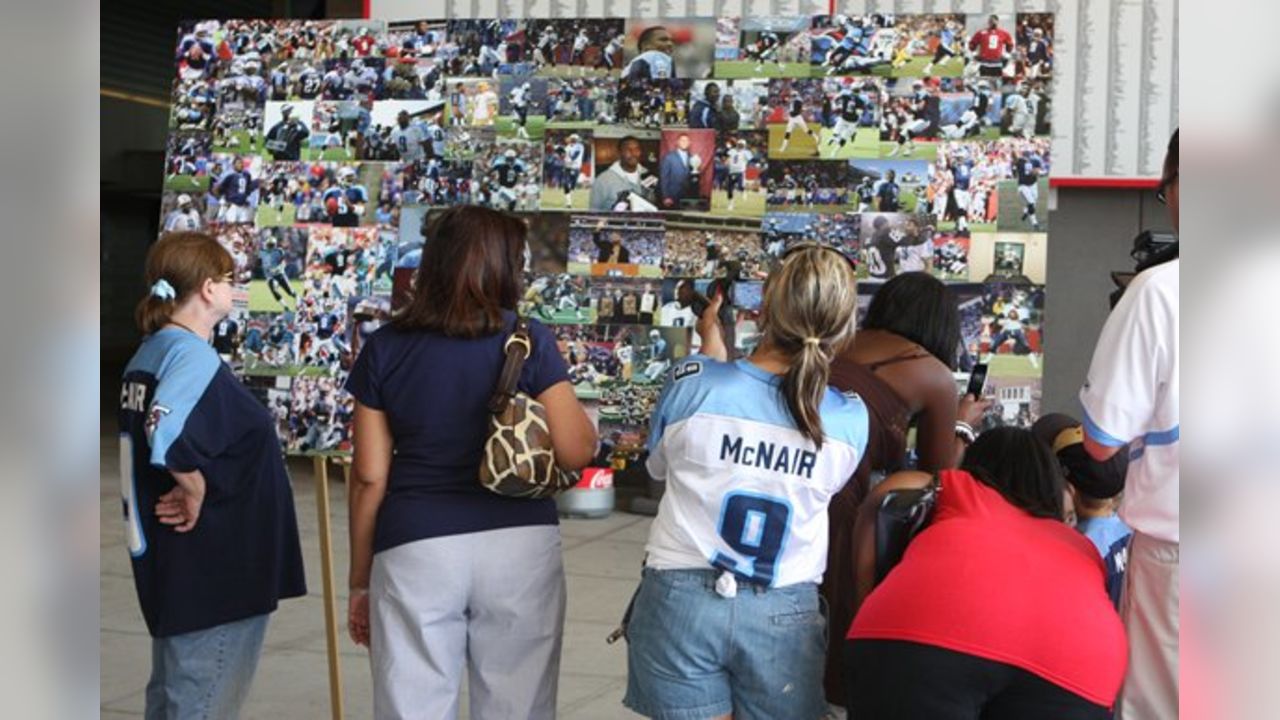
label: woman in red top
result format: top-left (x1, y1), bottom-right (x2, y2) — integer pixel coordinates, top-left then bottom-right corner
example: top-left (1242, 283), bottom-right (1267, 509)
top-left (845, 427), bottom-right (1127, 719)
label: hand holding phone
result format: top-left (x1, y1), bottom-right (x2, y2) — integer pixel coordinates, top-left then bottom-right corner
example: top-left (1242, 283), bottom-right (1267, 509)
top-left (965, 363), bottom-right (989, 399)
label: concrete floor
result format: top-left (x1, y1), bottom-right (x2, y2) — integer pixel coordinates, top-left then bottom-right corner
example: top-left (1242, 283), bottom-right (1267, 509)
top-left (101, 436), bottom-right (650, 719)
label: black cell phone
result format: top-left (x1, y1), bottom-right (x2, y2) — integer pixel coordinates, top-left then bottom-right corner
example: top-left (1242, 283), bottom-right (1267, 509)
top-left (965, 363), bottom-right (989, 399)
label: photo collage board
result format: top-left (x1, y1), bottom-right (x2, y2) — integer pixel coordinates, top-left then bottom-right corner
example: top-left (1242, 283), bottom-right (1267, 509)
top-left (161, 13), bottom-right (1054, 459)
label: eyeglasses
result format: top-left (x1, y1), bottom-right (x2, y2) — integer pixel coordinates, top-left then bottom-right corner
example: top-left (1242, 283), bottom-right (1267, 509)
top-left (215, 271), bottom-right (235, 284)
top-left (1156, 172), bottom-right (1177, 205)
top-left (781, 241), bottom-right (858, 273)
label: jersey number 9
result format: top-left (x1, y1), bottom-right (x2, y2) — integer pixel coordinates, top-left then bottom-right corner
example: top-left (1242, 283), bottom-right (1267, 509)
top-left (711, 491), bottom-right (792, 586)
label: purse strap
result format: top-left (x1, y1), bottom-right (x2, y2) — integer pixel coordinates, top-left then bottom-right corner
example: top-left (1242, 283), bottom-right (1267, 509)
top-left (487, 317), bottom-right (532, 414)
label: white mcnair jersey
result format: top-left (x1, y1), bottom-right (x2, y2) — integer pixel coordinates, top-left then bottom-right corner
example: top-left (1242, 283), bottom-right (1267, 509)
top-left (645, 357), bottom-right (867, 587)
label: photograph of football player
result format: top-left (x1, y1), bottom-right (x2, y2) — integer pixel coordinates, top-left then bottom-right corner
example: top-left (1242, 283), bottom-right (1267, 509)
top-left (440, 19), bottom-right (531, 77)
top-left (160, 191), bottom-right (206, 233)
top-left (978, 282), bottom-right (1045, 376)
top-left (309, 97), bottom-right (372, 160)
top-left (1001, 82), bottom-right (1049, 138)
top-left (316, 56), bottom-right (385, 101)
top-left (937, 78), bottom-right (1002, 141)
top-left (849, 158), bottom-right (929, 213)
top-left (818, 77), bottom-right (883, 159)
top-left (241, 375), bottom-right (294, 443)
top-left (615, 77), bottom-right (692, 128)
top-left (662, 213), bottom-right (768, 280)
top-left (210, 106), bottom-right (265, 155)
top-left (765, 79), bottom-right (823, 158)
top-left (248, 227), bottom-right (307, 312)
top-left (716, 15), bottom-right (810, 78)
top-left (164, 132), bottom-right (213, 191)
top-left (174, 20), bottom-right (218, 81)
top-left (808, 13), bottom-right (898, 76)
top-left (881, 78), bottom-right (941, 159)
top-left (931, 232), bottom-right (971, 281)
top-left (521, 273), bottom-right (593, 324)
top-left (858, 212), bottom-right (913, 282)
top-left (553, 325), bottom-right (618, 400)
top-left (966, 233), bottom-right (1046, 284)
top-left (262, 102), bottom-right (311, 160)
top-left (497, 77), bottom-right (548, 140)
top-left (966, 13), bottom-right (1016, 79)
top-left (526, 19), bottom-right (626, 76)
top-left (658, 130), bottom-right (715, 211)
top-left (170, 77), bottom-right (216, 131)
top-left (541, 129), bottom-right (593, 211)
top-left (384, 18), bottom-right (447, 60)
top-left (588, 132), bottom-right (660, 212)
top-left (712, 131), bottom-right (768, 217)
top-left (445, 78), bottom-right (501, 127)
top-left (599, 383), bottom-right (663, 425)
top-left (1015, 14), bottom-right (1054, 80)
top-left (544, 77), bottom-right (617, 127)
top-left (239, 311), bottom-right (299, 375)
top-left (354, 101), bottom-right (445, 161)
top-left (384, 156), bottom-right (474, 207)
top-left (343, 295), bottom-right (392, 371)
top-left (759, 213), bottom-right (861, 270)
top-left (996, 138), bottom-right (1050, 232)
top-left (931, 139), bottom-right (1008, 230)
top-left (764, 160), bottom-right (857, 212)
top-left (209, 154), bottom-right (262, 224)
top-left (286, 376), bottom-right (353, 455)
top-left (689, 79), bottom-right (768, 132)
top-left (567, 213), bottom-right (665, 277)
top-left (472, 142), bottom-right (542, 213)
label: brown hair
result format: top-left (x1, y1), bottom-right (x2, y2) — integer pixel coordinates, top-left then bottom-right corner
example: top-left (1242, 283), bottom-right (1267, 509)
top-left (135, 231), bottom-right (235, 335)
top-left (759, 246), bottom-right (859, 449)
top-left (394, 205), bottom-right (526, 337)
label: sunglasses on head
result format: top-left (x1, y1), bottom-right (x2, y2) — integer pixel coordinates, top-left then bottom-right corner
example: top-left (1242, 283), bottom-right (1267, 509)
top-left (781, 242), bottom-right (858, 273)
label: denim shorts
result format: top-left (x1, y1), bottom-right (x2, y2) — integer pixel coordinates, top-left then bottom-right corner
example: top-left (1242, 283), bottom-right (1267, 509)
top-left (623, 568), bottom-right (828, 720)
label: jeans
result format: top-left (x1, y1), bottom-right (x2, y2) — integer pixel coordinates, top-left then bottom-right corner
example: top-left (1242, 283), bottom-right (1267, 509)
top-left (624, 568), bottom-right (828, 720)
top-left (145, 613), bottom-right (270, 720)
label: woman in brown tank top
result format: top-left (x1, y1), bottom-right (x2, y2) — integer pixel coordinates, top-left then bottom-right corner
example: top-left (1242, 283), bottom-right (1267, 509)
top-left (821, 273), bottom-right (990, 709)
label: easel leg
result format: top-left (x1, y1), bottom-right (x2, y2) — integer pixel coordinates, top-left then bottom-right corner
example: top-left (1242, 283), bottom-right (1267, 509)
top-left (313, 456), bottom-right (345, 720)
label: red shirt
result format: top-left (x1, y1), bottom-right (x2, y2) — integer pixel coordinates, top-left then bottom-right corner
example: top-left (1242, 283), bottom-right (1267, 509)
top-left (969, 28), bottom-right (1014, 62)
top-left (848, 470), bottom-right (1127, 707)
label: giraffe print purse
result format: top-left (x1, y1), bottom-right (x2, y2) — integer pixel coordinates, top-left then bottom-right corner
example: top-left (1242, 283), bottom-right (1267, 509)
top-left (479, 318), bottom-right (578, 499)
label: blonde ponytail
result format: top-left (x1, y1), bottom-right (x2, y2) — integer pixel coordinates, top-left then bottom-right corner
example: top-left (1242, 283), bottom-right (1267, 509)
top-left (760, 246), bottom-right (858, 449)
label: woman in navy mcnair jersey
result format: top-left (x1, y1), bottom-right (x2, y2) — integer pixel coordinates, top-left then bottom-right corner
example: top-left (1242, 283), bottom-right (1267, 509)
top-left (624, 245), bottom-right (869, 720)
top-left (344, 206), bottom-right (597, 719)
top-left (118, 232), bottom-right (306, 719)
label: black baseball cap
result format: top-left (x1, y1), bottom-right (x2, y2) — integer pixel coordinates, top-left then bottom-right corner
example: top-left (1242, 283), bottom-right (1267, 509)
top-left (1032, 413), bottom-right (1128, 499)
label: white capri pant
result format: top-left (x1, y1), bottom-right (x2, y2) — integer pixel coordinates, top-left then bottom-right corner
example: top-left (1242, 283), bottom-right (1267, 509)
top-left (370, 524), bottom-right (566, 720)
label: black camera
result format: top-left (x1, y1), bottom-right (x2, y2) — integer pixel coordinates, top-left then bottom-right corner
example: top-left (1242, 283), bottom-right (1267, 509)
top-left (1110, 230), bottom-right (1177, 308)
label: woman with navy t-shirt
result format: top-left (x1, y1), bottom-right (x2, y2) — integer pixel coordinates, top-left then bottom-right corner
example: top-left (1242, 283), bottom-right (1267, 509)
top-left (345, 206), bottom-right (597, 719)
top-left (118, 232), bottom-right (306, 719)
top-left (624, 245), bottom-right (868, 720)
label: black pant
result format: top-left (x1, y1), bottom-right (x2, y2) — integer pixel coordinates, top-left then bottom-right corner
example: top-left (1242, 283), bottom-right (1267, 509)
top-left (845, 639), bottom-right (1111, 720)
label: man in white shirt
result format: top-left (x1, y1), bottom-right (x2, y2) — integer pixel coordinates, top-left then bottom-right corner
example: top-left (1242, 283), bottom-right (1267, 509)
top-left (1079, 130), bottom-right (1178, 720)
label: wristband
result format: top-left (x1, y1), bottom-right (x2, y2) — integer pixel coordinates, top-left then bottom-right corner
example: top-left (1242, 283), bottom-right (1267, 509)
top-left (955, 420), bottom-right (977, 445)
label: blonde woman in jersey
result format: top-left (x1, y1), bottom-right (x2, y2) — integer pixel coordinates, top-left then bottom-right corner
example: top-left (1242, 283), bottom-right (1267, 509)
top-left (624, 246), bottom-right (868, 720)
